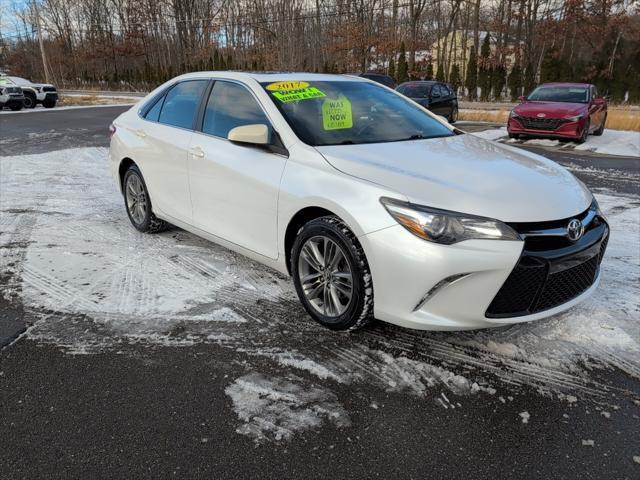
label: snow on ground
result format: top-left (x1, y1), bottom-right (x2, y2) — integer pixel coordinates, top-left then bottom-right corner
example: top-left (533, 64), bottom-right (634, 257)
top-left (225, 373), bottom-right (350, 442)
top-left (0, 103), bottom-right (137, 115)
top-left (1, 147), bottom-right (639, 439)
top-left (471, 127), bottom-right (640, 157)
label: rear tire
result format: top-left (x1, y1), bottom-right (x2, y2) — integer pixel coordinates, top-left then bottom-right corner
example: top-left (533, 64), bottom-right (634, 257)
top-left (291, 216), bottom-right (373, 331)
top-left (122, 165), bottom-right (168, 233)
top-left (9, 103), bottom-right (22, 111)
top-left (23, 93), bottom-right (36, 109)
top-left (43, 99), bottom-right (56, 108)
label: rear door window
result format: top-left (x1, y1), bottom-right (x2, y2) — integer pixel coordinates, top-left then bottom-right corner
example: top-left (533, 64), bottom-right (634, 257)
top-left (202, 81), bottom-right (271, 139)
top-left (158, 80), bottom-right (208, 129)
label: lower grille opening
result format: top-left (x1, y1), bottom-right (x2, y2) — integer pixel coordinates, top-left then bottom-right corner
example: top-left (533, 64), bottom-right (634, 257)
top-left (486, 227), bottom-right (608, 318)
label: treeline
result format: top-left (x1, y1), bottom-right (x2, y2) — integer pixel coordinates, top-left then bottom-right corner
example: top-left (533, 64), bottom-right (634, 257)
top-left (1, 0), bottom-right (639, 102)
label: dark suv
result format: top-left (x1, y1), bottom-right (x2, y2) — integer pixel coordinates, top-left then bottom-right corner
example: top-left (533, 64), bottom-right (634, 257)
top-left (396, 81), bottom-right (458, 123)
top-left (357, 72), bottom-right (396, 89)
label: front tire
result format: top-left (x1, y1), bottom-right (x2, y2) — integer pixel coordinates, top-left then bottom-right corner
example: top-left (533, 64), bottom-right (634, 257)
top-left (23, 93), bottom-right (36, 109)
top-left (9, 103), bottom-right (22, 111)
top-left (448, 106), bottom-right (458, 123)
top-left (593, 114), bottom-right (606, 136)
top-left (291, 216), bottom-right (373, 331)
top-left (123, 165), bottom-right (168, 233)
top-left (43, 99), bottom-right (56, 108)
top-left (576, 120), bottom-right (590, 144)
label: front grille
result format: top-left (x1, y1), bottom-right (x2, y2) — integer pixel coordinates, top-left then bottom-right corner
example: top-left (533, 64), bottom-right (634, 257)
top-left (486, 258), bottom-right (547, 316)
top-left (518, 116), bottom-right (567, 131)
top-left (534, 255), bottom-right (599, 311)
top-left (42, 86), bottom-right (56, 92)
top-left (5, 86), bottom-right (22, 94)
top-left (486, 225), bottom-right (608, 318)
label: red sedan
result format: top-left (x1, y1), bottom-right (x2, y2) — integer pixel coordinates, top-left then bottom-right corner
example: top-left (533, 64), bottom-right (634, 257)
top-left (507, 83), bottom-right (607, 143)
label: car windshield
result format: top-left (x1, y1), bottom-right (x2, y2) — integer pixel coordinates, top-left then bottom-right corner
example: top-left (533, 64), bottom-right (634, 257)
top-left (261, 80), bottom-right (453, 146)
top-left (396, 83), bottom-right (431, 98)
top-left (528, 86), bottom-right (589, 103)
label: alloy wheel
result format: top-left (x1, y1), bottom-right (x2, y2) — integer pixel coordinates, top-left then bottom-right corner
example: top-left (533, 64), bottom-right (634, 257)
top-left (297, 235), bottom-right (353, 317)
top-left (125, 173), bottom-right (148, 225)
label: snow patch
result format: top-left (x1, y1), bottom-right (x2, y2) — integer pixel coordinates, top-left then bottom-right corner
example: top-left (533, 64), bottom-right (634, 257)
top-left (472, 127), bottom-right (640, 157)
top-left (225, 373), bottom-right (350, 442)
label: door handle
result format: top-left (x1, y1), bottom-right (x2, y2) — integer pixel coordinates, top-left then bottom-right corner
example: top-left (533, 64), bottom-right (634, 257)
top-left (189, 146), bottom-right (204, 158)
top-left (134, 129), bottom-right (146, 138)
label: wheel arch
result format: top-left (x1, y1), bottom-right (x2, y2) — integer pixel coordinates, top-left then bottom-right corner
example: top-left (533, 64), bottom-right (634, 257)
top-left (283, 205), bottom-right (369, 275)
top-left (118, 157), bottom-right (137, 192)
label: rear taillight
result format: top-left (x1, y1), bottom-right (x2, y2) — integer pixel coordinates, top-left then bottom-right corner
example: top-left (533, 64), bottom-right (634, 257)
top-left (109, 124), bottom-right (117, 137)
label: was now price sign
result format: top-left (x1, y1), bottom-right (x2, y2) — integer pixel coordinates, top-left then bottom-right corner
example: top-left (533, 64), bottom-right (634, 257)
top-left (322, 96), bottom-right (353, 130)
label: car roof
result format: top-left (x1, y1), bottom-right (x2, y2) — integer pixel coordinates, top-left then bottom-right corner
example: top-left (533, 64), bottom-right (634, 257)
top-left (538, 82), bottom-right (592, 87)
top-left (177, 71), bottom-right (364, 83)
top-left (398, 81), bottom-right (440, 86)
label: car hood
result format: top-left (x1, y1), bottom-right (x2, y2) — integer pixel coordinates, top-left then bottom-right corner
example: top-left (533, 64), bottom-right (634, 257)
top-left (514, 101), bottom-right (587, 118)
top-left (316, 134), bottom-right (592, 223)
top-left (24, 82), bottom-right (55, 88)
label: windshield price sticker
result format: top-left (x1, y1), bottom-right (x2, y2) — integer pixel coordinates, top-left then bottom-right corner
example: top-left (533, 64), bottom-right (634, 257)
top-left (322, 96), bottom-right (353, 130)
top-left (272, 87), bottom-right (326, 103)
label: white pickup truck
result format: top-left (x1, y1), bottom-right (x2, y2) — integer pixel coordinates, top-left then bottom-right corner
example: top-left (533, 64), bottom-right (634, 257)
top-left (2, 75), bottom-right (58, 108)
top-left (0, 77), bottom-right (25, 110)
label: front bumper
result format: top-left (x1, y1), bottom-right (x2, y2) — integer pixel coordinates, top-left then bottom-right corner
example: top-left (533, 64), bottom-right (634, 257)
top-left (507, 117), bottom-right (583, 139)
top-left (37, 92), bottom-right (58, 102)
top-left (1, 95), bottom-right (25, 106)
top-left (359, 216), bottom-right (607, 331)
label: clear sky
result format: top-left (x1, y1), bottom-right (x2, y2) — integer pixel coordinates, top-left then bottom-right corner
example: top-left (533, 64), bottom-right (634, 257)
top-left (0, 0), bottom-right (29, 42)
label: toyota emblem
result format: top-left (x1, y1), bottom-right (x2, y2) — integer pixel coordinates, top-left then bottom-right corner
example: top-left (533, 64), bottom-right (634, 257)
top-left (536, 113), bottom-right (546, 118)
top-left (567, 219), bottom-right (584, 241)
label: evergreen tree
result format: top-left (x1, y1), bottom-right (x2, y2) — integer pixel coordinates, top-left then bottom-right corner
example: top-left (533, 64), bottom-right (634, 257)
top-left (435, 63), bottom-right (445, 81)
top-left (478, 34), bottom-right (492, 100)
top-left (540, 47), bottom-right (562, 83)
top-left (523, 61), bottom-right (536, 95)
top-left (493, 65), bottom-right (506, 100)
top-left (449, 64), bottom-right (461, 91)
top-left (508, 64), bottom-right (522, 101)
top-left (465, 45), bottom-right (478, 100)
top-left (213, 50), bottom-right (221, 70)
top-left (388, 57), bottom-right (396, 81)
top-left (425, 62), bottom-right (434, 80)
top-left (397, 42), bottom-right (409, 83)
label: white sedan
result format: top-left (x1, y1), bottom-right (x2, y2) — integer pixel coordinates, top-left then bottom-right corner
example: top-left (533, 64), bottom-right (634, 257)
top-left (109, 72), bottom-right (609, 331)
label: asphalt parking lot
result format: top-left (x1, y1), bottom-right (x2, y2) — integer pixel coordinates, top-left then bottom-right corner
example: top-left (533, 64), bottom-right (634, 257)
top-left (1, 106), bottom-right (639, 479)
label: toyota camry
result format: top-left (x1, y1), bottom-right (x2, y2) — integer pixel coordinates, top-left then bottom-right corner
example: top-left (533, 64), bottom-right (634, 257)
top-left (109, 72), bottom-right (609, 331)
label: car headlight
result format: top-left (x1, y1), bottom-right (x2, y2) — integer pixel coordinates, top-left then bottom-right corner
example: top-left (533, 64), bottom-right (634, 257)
top-left (509, 110), bottom-right (519, 118)
top-left (380, 197), bottom-right (520, 245)
top-left (565, 114), bottom-right (584, 122)
top-left (35, 87), bottom-right (42, 92)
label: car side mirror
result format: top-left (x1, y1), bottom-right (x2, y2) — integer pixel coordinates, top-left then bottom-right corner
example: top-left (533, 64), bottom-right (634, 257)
top-left (517, 95), bottom-right (526, 103)
top-left (593, 98), bottom-right (606, 106)
top-left (431, 92), bottom-right (441, 99)
top-left (227, 124), bottom-right (269, 145)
